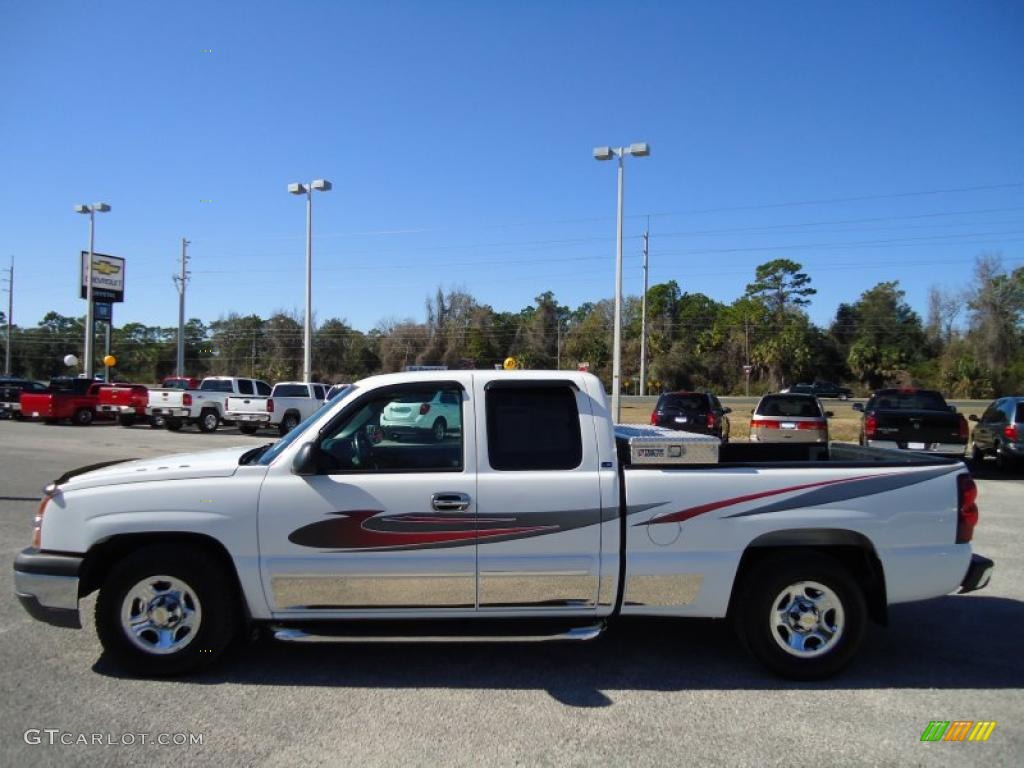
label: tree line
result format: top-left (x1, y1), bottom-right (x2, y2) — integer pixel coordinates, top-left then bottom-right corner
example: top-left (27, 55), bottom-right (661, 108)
top-left (3, 254), bottom-right (1023, 397)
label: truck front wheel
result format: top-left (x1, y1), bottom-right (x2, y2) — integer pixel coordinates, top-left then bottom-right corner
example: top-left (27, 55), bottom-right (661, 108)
top-left (279, 413), bottom-right (300, 436)
top-left (197, 409), bottom-right (220, 433)
top-left (118, 414), bottom-right (136, 427)
top-left (732, 553), bottom-right (867, 680)
top-left (95, 545), bottom-right (238, 676)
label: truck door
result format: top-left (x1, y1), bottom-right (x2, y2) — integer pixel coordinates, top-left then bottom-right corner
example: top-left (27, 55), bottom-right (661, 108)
top-left (257, 380), bottom-right (477, 614)
top-left (472, 379), bottom-right (606, 611)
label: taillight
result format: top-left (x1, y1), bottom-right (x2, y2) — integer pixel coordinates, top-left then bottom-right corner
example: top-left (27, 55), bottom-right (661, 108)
top-left (706, 412), bottom-right (716, 430)
top-left (1005, 424), bottom-right (1020, 442)
top-left (183, 393), bottom-right (192, 406)
top-left (419, 403), bottom-right (431, 415)
top-left (956, 473), bottom-right (978, 543)
top-left (267, 398), bottom-right (275, 413)
top-left (797, 420), bottom-right (826, 430)
top-left (32, 495), bottom-right (51, 548)
top-left (750, 419), bottom-right (780, 429)
top-left (650, 411), bottom-right (658, 425)
top-left (864, 414), bottom-right (877, 438)
top-left (958, 415), bottom-right (969, 440)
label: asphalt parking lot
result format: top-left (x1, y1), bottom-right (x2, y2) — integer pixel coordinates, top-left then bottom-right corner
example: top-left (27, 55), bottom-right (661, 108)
top-left (0, 419), bottom-right (1022, 766)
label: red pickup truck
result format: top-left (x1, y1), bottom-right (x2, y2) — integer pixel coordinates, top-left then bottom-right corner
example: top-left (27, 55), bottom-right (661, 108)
top-left (97, 384), bottom-right (152, 427)
top-left (20, 378), bottom-right (108, 426)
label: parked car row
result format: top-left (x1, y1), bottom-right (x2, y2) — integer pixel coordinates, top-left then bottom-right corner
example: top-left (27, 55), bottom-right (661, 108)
top-left (0, 375), bottom-right (352, 436)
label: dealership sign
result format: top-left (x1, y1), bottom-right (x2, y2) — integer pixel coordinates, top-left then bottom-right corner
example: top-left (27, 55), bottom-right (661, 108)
top-left (80, 252), bottom-right (125, 303)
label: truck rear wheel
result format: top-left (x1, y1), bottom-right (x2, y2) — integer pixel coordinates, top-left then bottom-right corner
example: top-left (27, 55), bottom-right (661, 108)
top-left (95, 545), bottom-right (238, 676)
top-left (149, 415), bottom-right (165, 429)
top-left (279, 413), bottom-right (300, 436)
top-left (73, 408), bottom-right (94, 426)
top-left (732, 552), bottom-right (866, 680)
top-left (118, 414), bottom-right (136, 427)
top-left (197, 409), bottom-right (220, 433)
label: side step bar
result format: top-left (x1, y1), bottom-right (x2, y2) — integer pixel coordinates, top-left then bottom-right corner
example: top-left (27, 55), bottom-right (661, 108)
top-left (272, 624), bottom-right (604, 644)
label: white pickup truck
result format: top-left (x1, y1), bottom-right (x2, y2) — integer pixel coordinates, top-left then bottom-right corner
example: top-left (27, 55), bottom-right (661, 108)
top-left (226, 381), bottom-right (328, 436)
top-left (146, 376), bottom-right (271, 433)
top-left (13, 371), bottom-right (993, 679)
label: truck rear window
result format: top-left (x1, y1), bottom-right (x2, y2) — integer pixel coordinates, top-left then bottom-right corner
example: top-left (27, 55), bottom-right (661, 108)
top-left (273, 384), bottom-right (309, 397)
top-left (871, 391), bottom-right (947, 410)
top-left (200, 380), bottom-right (234, 392)
top-left (657, 393), bottom-right (707, 411)
top-left (486, 387), bottom-right (582, 471)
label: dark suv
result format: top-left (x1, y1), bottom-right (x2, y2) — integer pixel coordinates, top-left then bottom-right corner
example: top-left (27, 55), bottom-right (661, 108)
top-left (969, 397), bottom-right (1024, 471)
top-left (650, 391), bottom-right (731, 441)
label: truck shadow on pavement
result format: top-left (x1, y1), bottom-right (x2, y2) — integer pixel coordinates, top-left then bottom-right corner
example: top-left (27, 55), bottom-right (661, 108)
top-left (93, 594), bottom-right (1024, 706)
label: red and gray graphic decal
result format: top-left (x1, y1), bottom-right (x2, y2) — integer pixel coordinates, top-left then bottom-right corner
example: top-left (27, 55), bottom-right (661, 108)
top-left (640, 466), bottom-right (959, 526)
top-left (289, 504), bottom-right (662, 552)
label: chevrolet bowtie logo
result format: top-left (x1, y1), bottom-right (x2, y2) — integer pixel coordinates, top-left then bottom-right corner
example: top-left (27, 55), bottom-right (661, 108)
top-left (93, 261), bottom-right (121, 276)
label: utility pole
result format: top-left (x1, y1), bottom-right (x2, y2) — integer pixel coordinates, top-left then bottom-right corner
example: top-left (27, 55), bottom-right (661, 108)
top-left (2, 256), bottom-right (12, 376)
top-left (173, 238), bottom-right (190, 377)
top-left (640, 224), bottom-right (650, 396)
top-left (744, 318), bottom-right (751, 397)
top-left (556, 318), bottom-right (562, 370)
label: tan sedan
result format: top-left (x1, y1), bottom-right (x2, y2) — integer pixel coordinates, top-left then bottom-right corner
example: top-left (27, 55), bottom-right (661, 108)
top-left (750, 394), bottom-right (832, 443)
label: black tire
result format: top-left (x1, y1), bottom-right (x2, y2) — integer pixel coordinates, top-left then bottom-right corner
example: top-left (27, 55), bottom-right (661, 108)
top-left (95, 545), bottom-right (238, 676)
top-left (970, 441), bottom-right (985, 464)
top-left (73, 408), bottom-right (94, 426)
top-left (238, 423), bottom-right (259, 435)
top-left (732, 552), bottom-right (867, 680)
top-left (279, 412), bottom-right (300, 436)
top-left (149, 415), bottom-right (165, 429)
top-left (118, 414), bottom-right (137, 428)
top-left (164, 417), bottom-right (184, 432)
top-left (431, 418), bottom-right (447, 442)
top-left (196, 409), bottom-right (220, 433)
top-left (994, 443), bottom-right (1016, 472)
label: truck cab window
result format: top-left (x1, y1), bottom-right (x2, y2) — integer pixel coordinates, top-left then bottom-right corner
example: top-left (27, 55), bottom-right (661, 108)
top-left (486, 386), bottom-right (582, 471)
top-left (237, 379), bottom-right (254, 396)
top-left (318, 385), bottom-right (464, 473)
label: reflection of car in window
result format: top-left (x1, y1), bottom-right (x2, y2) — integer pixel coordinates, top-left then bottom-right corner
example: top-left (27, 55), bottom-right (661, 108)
top-left (380, 389), bottom-right (461, 442)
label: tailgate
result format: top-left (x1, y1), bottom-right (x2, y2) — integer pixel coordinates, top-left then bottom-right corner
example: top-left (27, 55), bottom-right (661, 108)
top-left (148, 389), bottom-right (185, 408)
top-left (227, 396), bottom-right (267, 413)
top-left (875, 410), bottom-right (963, 444)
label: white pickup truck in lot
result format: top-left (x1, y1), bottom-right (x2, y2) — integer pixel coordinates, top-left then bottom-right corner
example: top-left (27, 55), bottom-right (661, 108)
top-left (226, 381), bottom-right (328, 436)
top-left (146, 376), bottom-right (271, 433)
top-left (13, 371), bottom-right (993, 679)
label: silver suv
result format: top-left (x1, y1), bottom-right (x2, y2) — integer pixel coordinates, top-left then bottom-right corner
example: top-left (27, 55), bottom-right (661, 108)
top-left (969, 397), bottom-right (1024, 471)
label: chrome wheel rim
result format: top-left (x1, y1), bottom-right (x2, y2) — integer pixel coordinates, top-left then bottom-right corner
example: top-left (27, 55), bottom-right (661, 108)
top-left (203, 413), bottom-right (218, 429)
top-left (120, 575), bottom-right (202, 655)
top-left (769, 580), bottom-right (844, 658)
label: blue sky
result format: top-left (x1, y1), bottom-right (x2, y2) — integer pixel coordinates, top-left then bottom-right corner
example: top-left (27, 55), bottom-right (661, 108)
top-left (2, 0), bottom-right (1022, 332)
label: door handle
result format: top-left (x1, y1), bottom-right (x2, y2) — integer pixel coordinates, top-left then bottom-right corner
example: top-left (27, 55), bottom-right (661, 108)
top-left (431, 492), bottom-right (471, 512)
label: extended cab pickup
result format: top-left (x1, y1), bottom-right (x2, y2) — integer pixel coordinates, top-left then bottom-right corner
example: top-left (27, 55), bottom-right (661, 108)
top-left (19, 378), bottom-right (108, 426)
top-left (13, 371), bottom-right (993, 680)
top-left (146, 376), bottom-right (271, 433)
top-left (97, 384), bottom-right (153, 427)
top-left (226, 381), bottom-right (328, 436)
top-left (854, 388), bottom-right (969, 457)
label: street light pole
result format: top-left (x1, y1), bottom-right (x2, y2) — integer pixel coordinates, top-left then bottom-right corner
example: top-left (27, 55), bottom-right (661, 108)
top-left (75, 203), bottom-right (110, 380)
top-left (640, 227), bottom-right (649, 397)
top-left (289, 179), bottom-right (331, 384)
top-left (174, 238), bottom-right (191, 378)
top-left (593, 143), bottom-right (649, 423)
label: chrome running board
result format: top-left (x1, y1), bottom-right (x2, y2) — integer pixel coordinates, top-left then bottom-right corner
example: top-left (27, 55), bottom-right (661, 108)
top-left (272, 623), bottom-right (604, 644)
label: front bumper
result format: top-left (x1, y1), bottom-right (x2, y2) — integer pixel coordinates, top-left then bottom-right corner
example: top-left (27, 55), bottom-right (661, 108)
top-left (13, 548), bottom-right (83, 629)
top-left (959, 554), bottom-right (994, 594)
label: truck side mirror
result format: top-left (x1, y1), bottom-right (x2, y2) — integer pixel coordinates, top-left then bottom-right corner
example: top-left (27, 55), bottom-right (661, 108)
top-left (968, 414), bottom-right (979, 422)
top-left (723, 407), bottom-right (732, 414)
top-left (825, 411), bottom-right (834, 418)
top-left (851, 403), bottom-right (864, 412)
top-left (292, 442), bottom-right (321, 476)
top-left (949, 405), bottom-right (957, 413)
